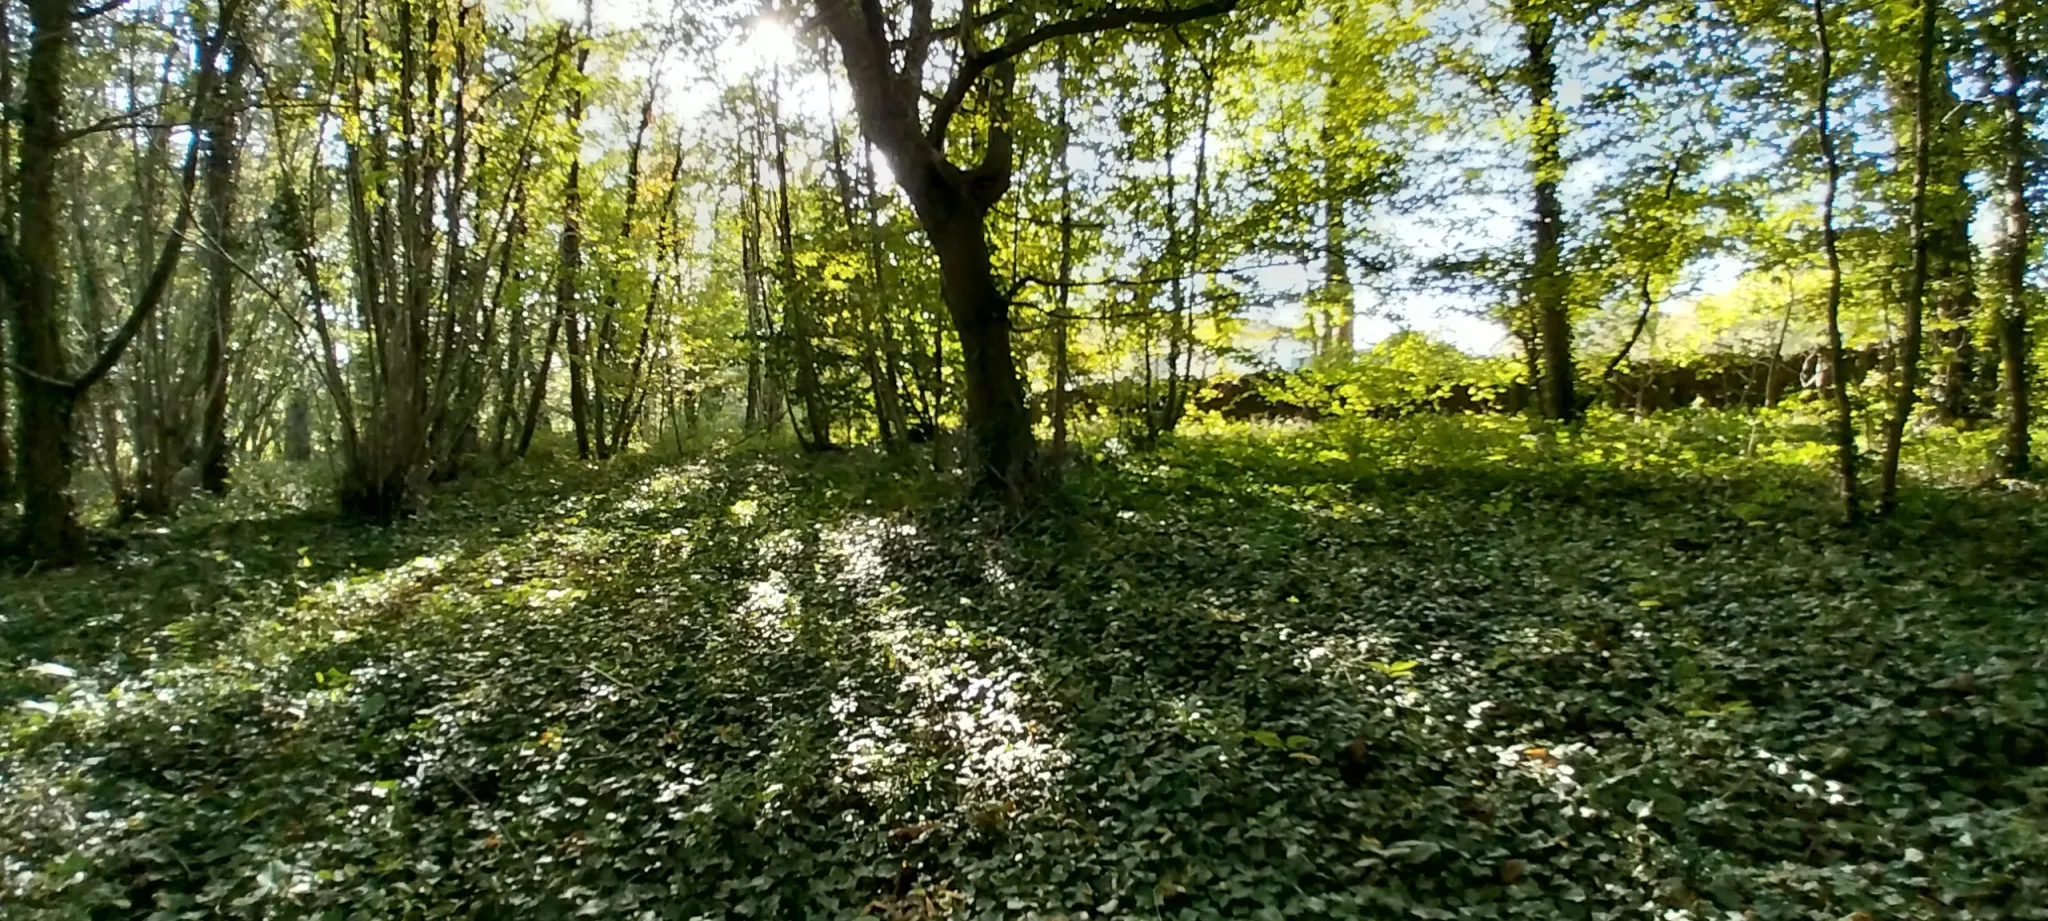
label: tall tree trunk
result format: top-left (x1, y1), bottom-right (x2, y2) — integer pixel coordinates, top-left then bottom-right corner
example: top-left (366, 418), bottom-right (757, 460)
top-left (828, 118), bottom-right (903, 445)
top-left (1315, 71), bottom-right (1353, 360)
top-left (861, 138), bottom-right (911, 439)
top-left (1171, 45), bottom-right (1213, 434)
top-left (1877, 0), bottom-right (1939, 516)
top-left (769, 69), bottom-right (833, 451)
top-left (196, 24), bottom-right (247, 495)
top-left (1051, 42), bottom-right (1074, 464)
top-left (1520, 0), bottom-right (1574, 422)
top-left (516, 304), bottom-right (561, 458)
top-left (0, 0), bottom-right (14, 505)
top-left (610, 142), bottom-right (683, 458)
top-left (1994, 0), bottom-right (2033, 478)
top-left (9, 0), bottom-right (86, 561)
top-left (1813, 0), bottom-right (1862, 523)
top-left (559, 61), bottom-right (591, 460)
top-left (741, 118), bottom-right (769, 432)
top-left (1919, 58), bottom-right (1979, 421)
top-left (590, 97), bottom-right (655, 460)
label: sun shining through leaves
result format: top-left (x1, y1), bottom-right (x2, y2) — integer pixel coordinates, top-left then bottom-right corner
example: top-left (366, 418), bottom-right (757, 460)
top-left (3, 0), bottom-right (2047, 914)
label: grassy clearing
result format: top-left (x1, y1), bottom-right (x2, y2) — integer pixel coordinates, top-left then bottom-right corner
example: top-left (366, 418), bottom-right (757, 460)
top-left (4, 414), bottom-right (2046, 920)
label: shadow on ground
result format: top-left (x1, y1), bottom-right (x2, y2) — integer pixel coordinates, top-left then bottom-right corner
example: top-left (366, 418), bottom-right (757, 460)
top-left (4, 436), bottom-right (2045, 919)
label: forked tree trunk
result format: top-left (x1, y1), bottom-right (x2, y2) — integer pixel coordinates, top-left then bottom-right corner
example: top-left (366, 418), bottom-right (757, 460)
top-left (817, 0), bottom-right (1241, 499)
top-left (8, 0), bottom-right (215, 560)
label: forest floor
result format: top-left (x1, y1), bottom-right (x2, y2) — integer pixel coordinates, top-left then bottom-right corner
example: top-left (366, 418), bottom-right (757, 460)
top-left (4, 416), bottom-right (2047, 920)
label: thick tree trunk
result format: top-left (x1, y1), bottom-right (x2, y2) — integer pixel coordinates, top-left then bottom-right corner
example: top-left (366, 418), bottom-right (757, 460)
top-left (196, 29), bottom-right (247, 495)
top-left (922, 190), bottom-right (1036, 499)
top-left (1995, 0), bottom-right (2033, 478)
top-left (876, 168), bottom-right (1035, 496)
top-left (10, 0), bottom-right (84, 561)
top-left (1520, 2), bottom-right (1575, 422)
top-left (1813, 0), bottom-right (1862, 523)
top-left (816, 0), bottom-right (1240, 496)
top-left (1877, 0), bottom-right (1939, 516)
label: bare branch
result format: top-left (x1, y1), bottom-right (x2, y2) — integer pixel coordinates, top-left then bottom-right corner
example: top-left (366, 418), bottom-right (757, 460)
top-left (73, 0), bottom-right (135, 22)
top-left (927, 0), bottom-right (1240, 149)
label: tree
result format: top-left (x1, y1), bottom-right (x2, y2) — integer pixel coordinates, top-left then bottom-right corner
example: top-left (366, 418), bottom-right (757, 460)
top-left (1991, 0), bottom-right (2034, 478)
top-left (1, 0), bottom-right (224, 563)
top-left (1875, 0), bottom-right (1939, 515)
top-left (1811, 0), bottom-right (1862, 523)
top-left (814, 0), bottom-right (1244, 501)
top-left (195, 1), bottom-right (250, 495)
top-left (1517, 0), bottom-right (1575, 423)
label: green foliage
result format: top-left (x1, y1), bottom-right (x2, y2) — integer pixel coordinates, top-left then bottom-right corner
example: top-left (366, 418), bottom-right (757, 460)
top-left (6, 418), bottom-right (2046, 918)
top-left (1262, 331), bottom-right (1524, 417)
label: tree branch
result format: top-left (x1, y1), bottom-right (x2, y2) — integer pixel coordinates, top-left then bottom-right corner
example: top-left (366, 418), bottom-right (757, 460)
top-left (927, 0), bottom-right (1240, 149)
top-left (67, 20), bottom-right (227, 397)
top-left (73, 0), bottom-right (135, 22)
top-left (67, 137), bottom-right (201, 396)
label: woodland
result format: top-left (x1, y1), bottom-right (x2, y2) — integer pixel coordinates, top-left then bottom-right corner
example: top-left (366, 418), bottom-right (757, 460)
top-left (2, 0), bottom-right (2047, 917)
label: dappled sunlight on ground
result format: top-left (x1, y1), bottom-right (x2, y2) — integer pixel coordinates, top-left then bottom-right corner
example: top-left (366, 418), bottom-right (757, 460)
top-left (6, 428), bottom-right (2048, 918)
